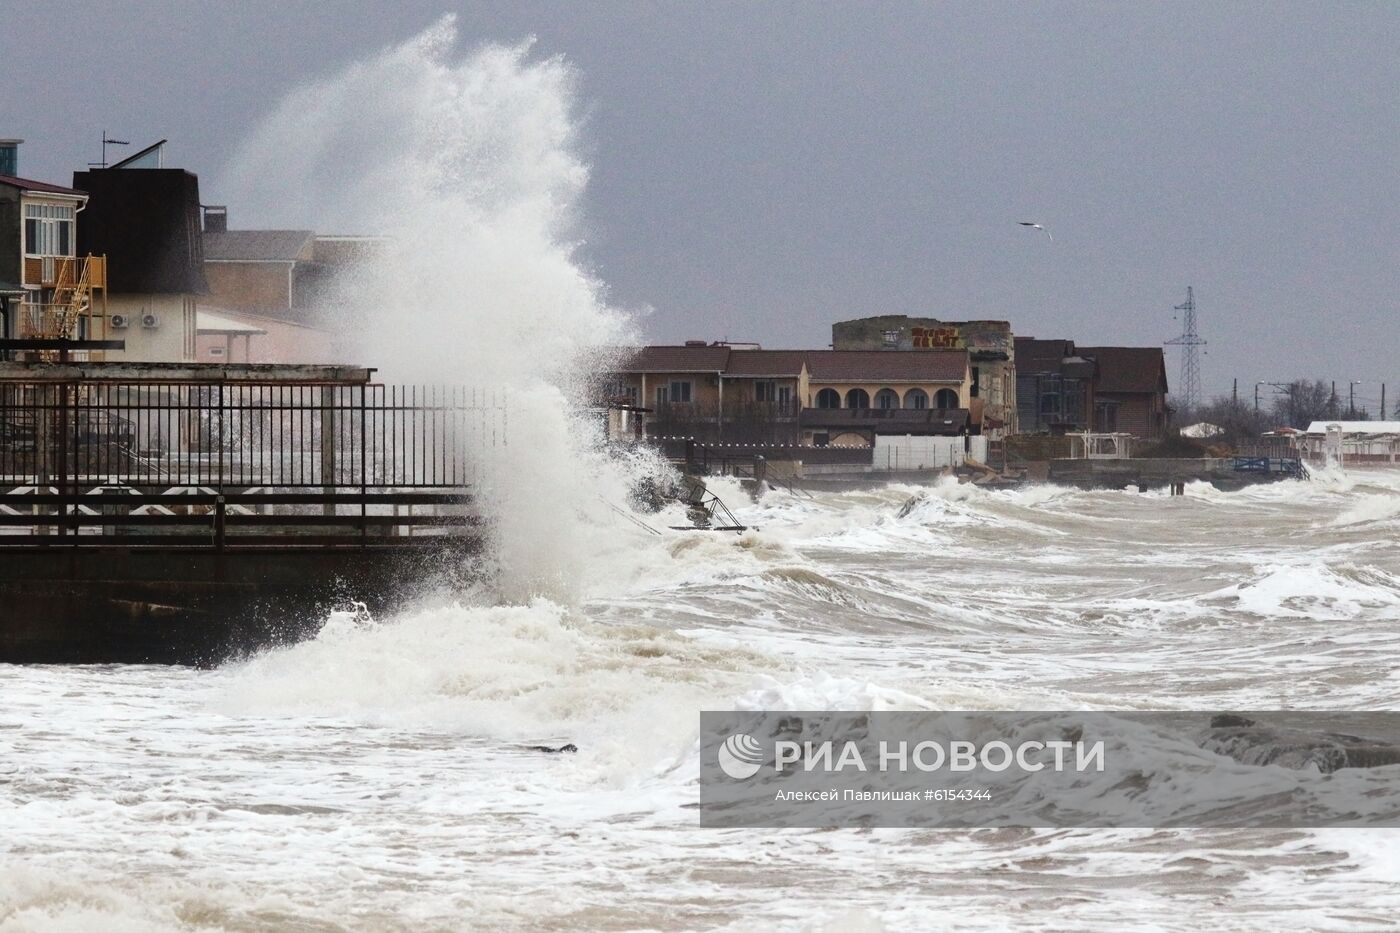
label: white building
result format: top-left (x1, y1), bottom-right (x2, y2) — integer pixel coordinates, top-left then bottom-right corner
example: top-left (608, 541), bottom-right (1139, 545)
top-left (1299, 422), bottom-right (1400, 465)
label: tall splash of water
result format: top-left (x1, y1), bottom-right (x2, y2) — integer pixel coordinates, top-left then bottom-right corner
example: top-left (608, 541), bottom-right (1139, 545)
top-left (218, 16), bottom-right (648, 600)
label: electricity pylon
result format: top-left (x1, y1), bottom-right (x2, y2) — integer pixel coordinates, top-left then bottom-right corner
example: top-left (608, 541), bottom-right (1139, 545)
top-left (1166, 286), bottom-right (1206, 411)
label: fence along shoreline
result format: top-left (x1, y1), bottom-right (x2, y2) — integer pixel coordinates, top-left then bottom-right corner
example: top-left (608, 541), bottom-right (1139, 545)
top-left (0, 373), bottom-right (501, 663)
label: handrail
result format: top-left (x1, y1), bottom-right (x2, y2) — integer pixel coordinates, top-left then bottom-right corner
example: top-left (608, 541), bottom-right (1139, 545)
top-left (0, 491), bottom-right (472, 506)
top-left (0, 489), bottom-right (480, 549)
top-left (16, 256), bottom-right (95, 344)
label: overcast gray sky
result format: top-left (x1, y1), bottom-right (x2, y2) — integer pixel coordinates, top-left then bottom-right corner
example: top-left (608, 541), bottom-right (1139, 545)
top-left (7, 1), bottom-right (1398, 405)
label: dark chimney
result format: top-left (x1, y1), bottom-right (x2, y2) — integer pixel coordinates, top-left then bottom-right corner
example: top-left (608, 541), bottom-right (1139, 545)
top-left (202, 204), bottom-right (227, 233)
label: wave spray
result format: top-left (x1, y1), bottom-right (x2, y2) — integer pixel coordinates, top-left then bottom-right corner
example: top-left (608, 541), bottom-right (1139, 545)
top-left (218, 15), bottom-right (649, 600)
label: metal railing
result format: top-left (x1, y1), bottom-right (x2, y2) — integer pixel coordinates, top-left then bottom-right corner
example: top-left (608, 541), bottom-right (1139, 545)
top-left (1232, 456), bottom-right (1304, 477)
top-left (0, 382), bottom-right (506, 547)
top-left (23, 255), bottom-right (107, 290)
top-left (0, 490), bottom-right (478, 549)
top-left (0, 383), bottom-right (506, 489)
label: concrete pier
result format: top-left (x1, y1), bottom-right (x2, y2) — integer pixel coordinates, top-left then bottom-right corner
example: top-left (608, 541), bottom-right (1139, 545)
top-left (0, 539), bottom-right (478, 664)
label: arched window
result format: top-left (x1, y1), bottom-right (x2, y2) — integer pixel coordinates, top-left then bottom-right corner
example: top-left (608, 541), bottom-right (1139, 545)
top-left (903, 388), bottom-right (929, 410)
top-left (816, 388), bottom-right (841, 409)
top-left (874, 388), bottom-right (899, 410)
top-left (934, 388), bottom-right (959, 409)
top-left (845, 388), bottom-right (870, 409)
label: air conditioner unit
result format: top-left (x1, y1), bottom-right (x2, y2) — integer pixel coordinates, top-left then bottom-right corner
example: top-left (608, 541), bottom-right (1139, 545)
top-left (140, 313), bottom-right (161, 329)
top-left (109, 313), bottom-right (130, 329)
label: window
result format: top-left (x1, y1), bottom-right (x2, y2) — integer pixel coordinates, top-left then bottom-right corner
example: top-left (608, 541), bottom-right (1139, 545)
top-left (845, 388), bottom-right (870, 409)
top-left (874, 388), bottom-right (899, 409)
top-left (776, 385), bottom-right (791, 407)
top-left (755, 380), bottom-right (776, 402)
top-left (904, 388), bottom-right (929, 409)
top-left (1096, 401), bottom-right (1119, 433)
top-left (816, 388), bottom-right (840, 409)
top-left (970, 366), bottom-right (980, 398)
top-left (606, 381), bottom-right (638, 404)
top-left (881, 329), bottom-right (900, 347)
top-left (668, 380), bottom-right (692, 403)
top-left (23, 203), bottom-right (76, 257)
top-left (934, 388), bottom-right (959, 409)
top-left (656, 386), bottom-right (668, 408)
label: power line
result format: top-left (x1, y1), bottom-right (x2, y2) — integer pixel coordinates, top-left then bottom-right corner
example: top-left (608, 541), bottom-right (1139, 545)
top-left (1165, 286), bottom-right (1206, 411)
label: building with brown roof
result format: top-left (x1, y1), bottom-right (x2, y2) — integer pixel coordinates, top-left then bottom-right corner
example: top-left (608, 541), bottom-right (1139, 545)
top-left (1014, 337), bottom-right (1097, 434)
top-left (608, 344), bottom-right (805, 443)
top-left (609, 343), bottom-right (730, 409)
top-left (201, 209), bottom-right (387, 323)
top-left (607, 343), bottom-right (971, 445)
top-left (203, 226), bottom-right (316, 310)
top-left (1014, 338), bottom-right (1169, 439)
top-left (197, 208), bottom-right (388, 363)
top-left (801, 349), bottom-right (970, 446)
top-left (0, 140), bottom-right (112, 358)
top-left (1077, 346), bottom-right (1169, 439)
top-left (804, 349), bottom-right (969, 405)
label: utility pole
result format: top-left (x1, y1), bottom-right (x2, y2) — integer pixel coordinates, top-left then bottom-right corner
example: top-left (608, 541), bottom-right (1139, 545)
top-left (1232, 378), bottom-right (1238, 406)
top-left (1330, 381), bottom-right (1338, 418)
top-left (1165, 286), bottom-right (1206, 413)
top-left (1382, 383), bottom-right (1387, 421)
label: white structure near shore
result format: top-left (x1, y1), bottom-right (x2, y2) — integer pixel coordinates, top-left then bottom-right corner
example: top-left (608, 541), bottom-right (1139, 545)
top-left (1299, 422), bottom-right (1400, 465)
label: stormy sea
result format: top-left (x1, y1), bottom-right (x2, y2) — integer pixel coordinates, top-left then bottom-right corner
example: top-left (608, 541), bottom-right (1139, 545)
top-left (4, 19), bottom-right (1399, 932)
top-left (3, 470), bottom-right (1400, 930)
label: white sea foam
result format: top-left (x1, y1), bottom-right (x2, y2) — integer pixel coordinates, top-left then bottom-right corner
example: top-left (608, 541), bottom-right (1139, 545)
top-left (6, 11), bottom-right (1400, 929)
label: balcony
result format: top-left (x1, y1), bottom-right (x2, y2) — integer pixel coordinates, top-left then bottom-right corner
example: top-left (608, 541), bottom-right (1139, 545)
top-left (8, 304), bottom-right (109, 361)
top-left (17, 304), bottom-right (80, 339)
top-left (648, 399), bottom-right (801, 445)
top-left (22, 255), bottom-right (107, 290)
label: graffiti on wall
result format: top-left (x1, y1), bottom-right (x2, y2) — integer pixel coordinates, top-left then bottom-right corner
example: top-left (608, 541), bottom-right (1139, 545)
top-left (911, 326), bottom-right (961, 349)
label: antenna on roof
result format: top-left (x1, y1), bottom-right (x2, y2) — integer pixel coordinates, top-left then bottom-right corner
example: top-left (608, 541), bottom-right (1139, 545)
top-left (87, 131), bottom-right (130, 169)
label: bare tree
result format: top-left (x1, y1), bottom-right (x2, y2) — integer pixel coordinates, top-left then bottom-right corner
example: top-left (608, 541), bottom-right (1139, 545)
top-left (1270, 380), bottom-right (1335, 429)
top-left (1193, 395), bottom-right (1267, 444)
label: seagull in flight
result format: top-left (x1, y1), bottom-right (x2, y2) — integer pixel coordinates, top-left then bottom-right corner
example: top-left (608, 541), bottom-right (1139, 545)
top-left (1019, 222), bottom-right (1052, 241)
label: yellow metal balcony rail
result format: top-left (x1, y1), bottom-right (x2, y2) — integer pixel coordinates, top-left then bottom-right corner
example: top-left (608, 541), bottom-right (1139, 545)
top-left (16, 304), bottom-right (97, 339)
top-left (22, 255), bottom-right (107, 290)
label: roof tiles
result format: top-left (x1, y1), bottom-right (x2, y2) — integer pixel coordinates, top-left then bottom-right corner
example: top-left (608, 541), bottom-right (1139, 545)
top-left (1078, 346), bottom-right (1168, 394)
top-left (614, 345), bottom-right (732, 373)
top-left (0, 173), bottom-right (84, 196)
top-left (803, 349), bottom-right (967, 382)
top-left (204, 229), bottom-right (315, 262)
